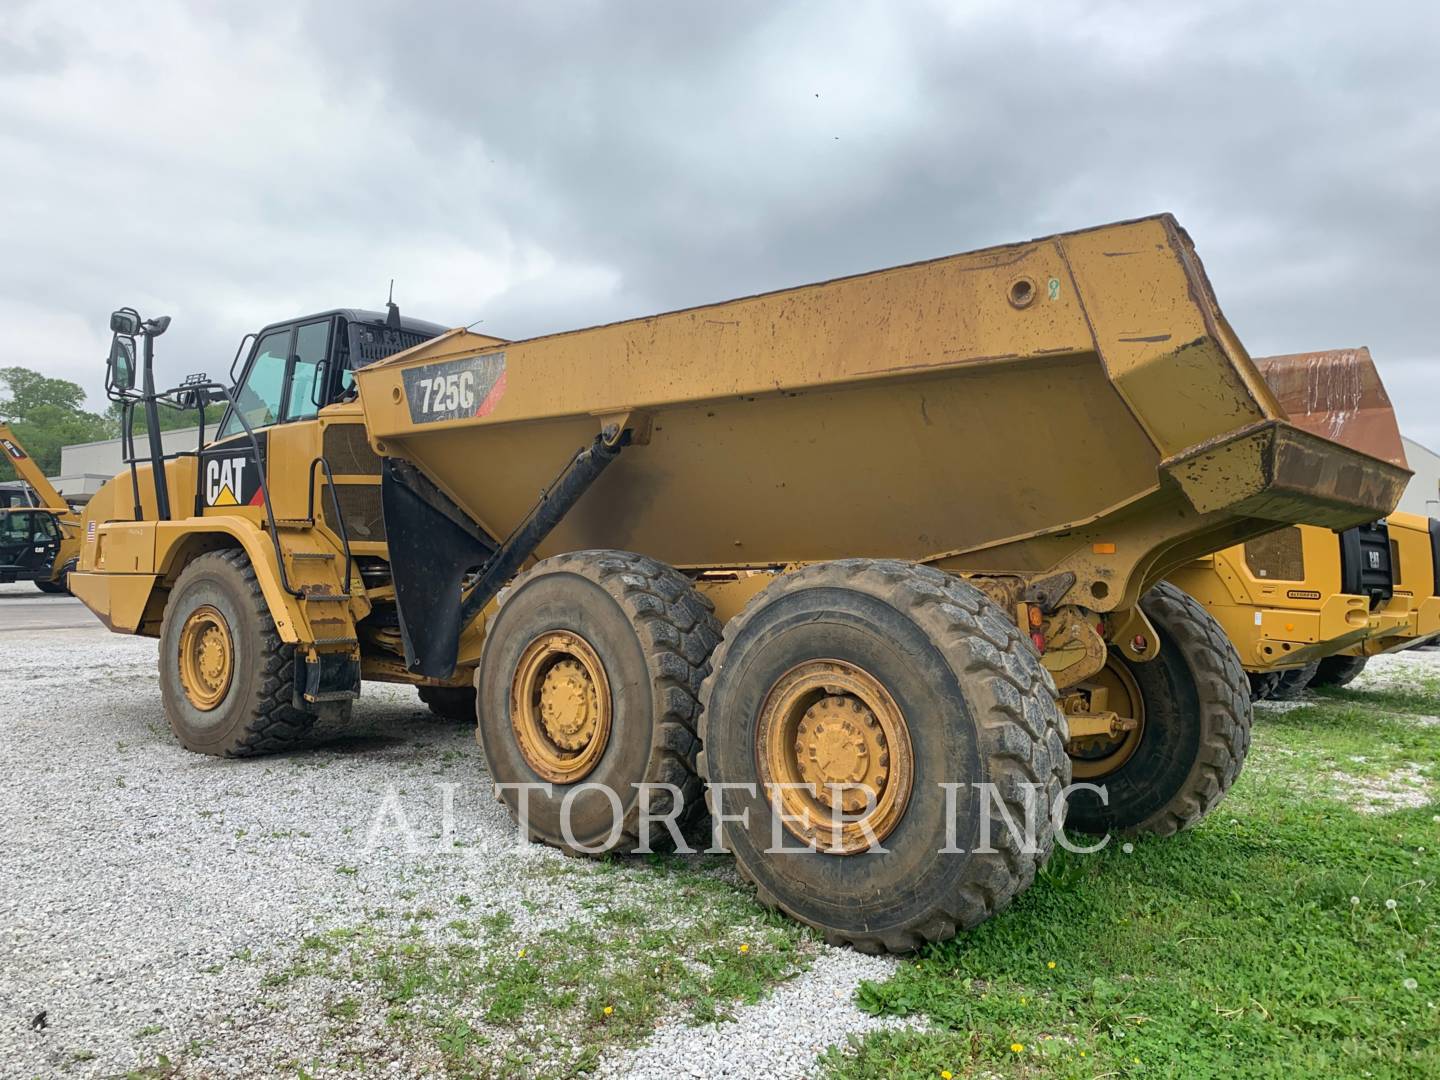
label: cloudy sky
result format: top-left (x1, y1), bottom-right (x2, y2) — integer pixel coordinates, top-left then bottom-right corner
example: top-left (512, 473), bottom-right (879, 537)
top-left (3, 1), bottom-right (1438, 447)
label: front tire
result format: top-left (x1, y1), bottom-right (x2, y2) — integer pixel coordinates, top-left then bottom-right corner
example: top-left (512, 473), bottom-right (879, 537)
top-left (1066, 582), bottom-right (1251, 836)
top-left (34, 579), bottom-right (67, 594)
top-left (699, 559), bottom-right (1068, 953)
top-left (158, 550), bottom-right (320, 756)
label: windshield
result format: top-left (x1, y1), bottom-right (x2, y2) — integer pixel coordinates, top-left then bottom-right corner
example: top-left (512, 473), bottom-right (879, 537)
top-left (219, 329), bottom-right (289, 438)
top-left (218, 320), bottom-right (334, 439)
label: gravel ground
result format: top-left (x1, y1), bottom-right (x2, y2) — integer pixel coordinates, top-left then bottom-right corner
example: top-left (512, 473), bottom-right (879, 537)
top-left (9, 583), bottom-right (1429, 1078)
top-left (594, 949), bottom-right (918, 1079)
top-left (0, 586), bottom-right (919, 1078)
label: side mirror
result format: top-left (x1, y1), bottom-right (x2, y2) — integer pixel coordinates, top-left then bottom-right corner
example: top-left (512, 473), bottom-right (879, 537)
top-left (107, 335), bottom-right (136, 392)
top-left (110, 310), bottom-right (141, 336)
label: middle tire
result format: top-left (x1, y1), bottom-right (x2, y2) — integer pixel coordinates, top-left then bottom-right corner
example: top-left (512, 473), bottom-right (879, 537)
top-left (477, 550), bottom-right (721, 855)
top-left (417, 684), bottom-right (477, 722)
top-left (699, 559), bottom-right (1068, 954)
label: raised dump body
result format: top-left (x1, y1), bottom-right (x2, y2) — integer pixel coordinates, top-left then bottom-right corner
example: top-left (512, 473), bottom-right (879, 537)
top-left (356, 215), bottom-right (1407, 623)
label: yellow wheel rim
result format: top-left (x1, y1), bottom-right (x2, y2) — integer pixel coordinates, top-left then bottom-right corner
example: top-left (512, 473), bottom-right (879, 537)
top-left (1069, 655), bottom-right (1146, 780)
top-left (511, 630), bottom-right (612, 784)
top-left (757, 659), bottom-right (914, 855)
top-left (178, 605), bottom-right (234, 711)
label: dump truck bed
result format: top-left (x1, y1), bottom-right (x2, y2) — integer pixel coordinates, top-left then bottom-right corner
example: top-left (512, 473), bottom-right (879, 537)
top-left (355, 214), bottom-right (1408, 613)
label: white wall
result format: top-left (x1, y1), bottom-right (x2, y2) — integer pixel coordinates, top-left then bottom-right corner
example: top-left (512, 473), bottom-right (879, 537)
top-left (60, 427), bottom-right (203, 479)
top-left (1398, 436), bottom-right (1440, 518)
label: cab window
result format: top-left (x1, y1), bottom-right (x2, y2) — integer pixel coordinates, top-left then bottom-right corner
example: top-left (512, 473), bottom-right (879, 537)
top-left (0, 512), bottom-right (30, 543)
top-left (219, 329), bottom-right (290, 438)
top-left (284, 321), bottom-right (331, 422)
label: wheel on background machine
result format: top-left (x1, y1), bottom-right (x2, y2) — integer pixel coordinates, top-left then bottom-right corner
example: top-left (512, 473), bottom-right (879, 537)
top-left (698, 559), bottom-right (1068, 954)
top-left (476, 550), bottom-right (721, 855)
top-left (417, 684), bottom-right (476, 722)
top-left (34, 555), bottom-right (75, 595)
top-left (1247, 670), bottom-right (1282, 702)
top-left (1065, 582), bottom-right (1251, 837)
top-left (1309, 654), bottom-right (1368, 689)
top-left (158, 549), bottom-right (334, 756)
top-left (1267, 660), bottom-right (1320, 701)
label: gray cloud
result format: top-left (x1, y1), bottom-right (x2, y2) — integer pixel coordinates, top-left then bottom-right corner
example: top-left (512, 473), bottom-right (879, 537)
top-left (2, 0), bottom-right (1437, 450)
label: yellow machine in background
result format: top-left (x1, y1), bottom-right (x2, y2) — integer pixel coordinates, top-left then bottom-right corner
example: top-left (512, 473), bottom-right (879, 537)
top-left (0, 425), bottom-right (81, 593)
top-left (1308, 509), bottom-right (1440, 689)
top-left (1165, 348), bottom-right (1412, 698)
top-left (1182, 349), bottom-right (1440, 698)
top-left (70, 217), bottom-right (1408, 952)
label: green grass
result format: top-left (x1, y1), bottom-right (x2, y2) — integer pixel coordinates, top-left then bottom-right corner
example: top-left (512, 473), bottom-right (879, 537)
top-left (823, 683), bottom-right (1440, 1079)
top-left (271, 854), bottom-right (811, 1076)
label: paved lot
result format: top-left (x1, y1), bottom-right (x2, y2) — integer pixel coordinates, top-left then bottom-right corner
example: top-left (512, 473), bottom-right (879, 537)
top-left (0, 586), bottom-right (106, 633)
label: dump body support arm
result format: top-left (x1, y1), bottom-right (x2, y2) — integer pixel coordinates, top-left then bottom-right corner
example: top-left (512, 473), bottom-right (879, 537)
top-left (383, 429), bottom-right (625, 678)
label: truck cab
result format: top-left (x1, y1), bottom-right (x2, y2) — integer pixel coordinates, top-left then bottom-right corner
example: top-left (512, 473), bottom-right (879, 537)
top-left (0, 507), bottom-right (64, 585)
top-left (215, 308), bottom-right (448, 446)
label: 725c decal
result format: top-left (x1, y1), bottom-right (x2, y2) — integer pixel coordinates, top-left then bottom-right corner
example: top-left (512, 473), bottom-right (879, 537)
top-left (401, 352), bottom-right (507, 424)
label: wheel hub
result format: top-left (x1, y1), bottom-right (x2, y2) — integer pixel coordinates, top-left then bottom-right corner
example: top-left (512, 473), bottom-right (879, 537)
top-left (757, 659), bottom-right (913, 854)
top-left (177, 605), bottom-right (234, 712)
top-left (795, 696), bottom-right (890, 813)
top-left (511, 630), bottom-right (612, 784)
top-left (1066, 656), bottom-right (1146, 780)
top-left (538, 659), bottom-right (599, 750)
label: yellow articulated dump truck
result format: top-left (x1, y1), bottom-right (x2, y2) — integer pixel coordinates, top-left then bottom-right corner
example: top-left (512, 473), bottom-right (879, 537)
top-left (71, 216), bottom-right (1407, 951)
top-left (0, 425), bottom-right (82, 593)
top-left (1165, 349), bottom-right (1419, 700)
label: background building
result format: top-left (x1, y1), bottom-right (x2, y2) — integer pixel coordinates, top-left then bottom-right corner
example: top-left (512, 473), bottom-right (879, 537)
top-left (55, 427), bottom-right (203, 500)
top-left (1399, 436), bottom-right (1440, 517)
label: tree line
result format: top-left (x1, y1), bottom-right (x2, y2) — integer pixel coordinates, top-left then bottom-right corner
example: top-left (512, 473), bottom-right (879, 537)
top-left (0, 366), bottom-right (222, 483)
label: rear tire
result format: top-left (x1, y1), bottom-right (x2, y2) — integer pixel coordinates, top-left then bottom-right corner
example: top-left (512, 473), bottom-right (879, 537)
top-left (158, 550), bottom-right (321, 756)
top-left (1310, 654), bottom-right (1367, 689)
top-left (699, 559), bottom-right (1068, 953)
top-left (1066, 582), bottom-right (1251, 836)
top-left (417, 684), bottom-right (476, 722)
top-left (477, 550), bottom-right (721, 855)
top-left (1268, 660), bottom-right (1320, 701)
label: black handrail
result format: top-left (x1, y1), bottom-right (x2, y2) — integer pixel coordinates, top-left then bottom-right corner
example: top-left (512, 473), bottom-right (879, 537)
top-left (130, 378), bottom-right (304, 600)
top-left (306, 456), bottom-right (354, 598)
